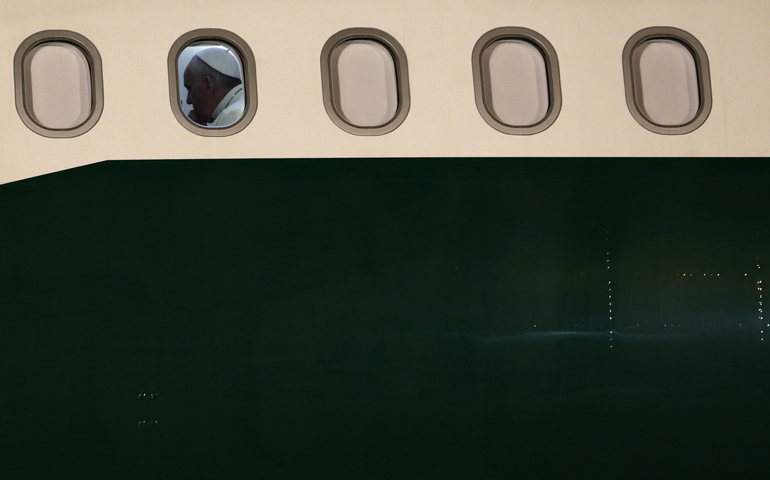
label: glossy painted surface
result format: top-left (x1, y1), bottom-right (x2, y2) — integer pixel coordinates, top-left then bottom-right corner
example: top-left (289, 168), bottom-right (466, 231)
top-left (1, 158), bottom-right (768, 478)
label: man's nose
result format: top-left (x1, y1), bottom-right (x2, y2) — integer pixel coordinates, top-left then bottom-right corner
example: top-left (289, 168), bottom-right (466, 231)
top-left (186, 91), bottom-right (192, 105)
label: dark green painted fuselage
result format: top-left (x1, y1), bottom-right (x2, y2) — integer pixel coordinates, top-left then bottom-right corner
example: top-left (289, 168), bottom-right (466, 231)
top-left (1, 158), bottom-right (768, 478)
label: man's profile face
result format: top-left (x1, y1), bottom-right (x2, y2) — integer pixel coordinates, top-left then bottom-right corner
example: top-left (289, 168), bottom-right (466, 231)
top-left (183, 62), bottom-right (215, 123)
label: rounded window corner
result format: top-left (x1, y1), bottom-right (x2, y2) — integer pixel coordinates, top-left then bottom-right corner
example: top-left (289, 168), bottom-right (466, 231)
top-left (14, 30), bottom-right (104, 139)
top-left (623, 27), bottom-right (712, 135)
top-left (168, 29), bottom-right (258, 137)
top-left (472, 27), bottom-right (562, 135)
top-left (320, 28), bottom-right (410, 136)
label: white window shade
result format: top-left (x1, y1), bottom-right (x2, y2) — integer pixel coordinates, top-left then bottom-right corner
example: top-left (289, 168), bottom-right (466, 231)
top-left (27, 42), bottom-right (92, 129)
top-left (334, 40), bottom-right (398, 127)
top-left (484, 40), bottom-right (549, 127)
top-left (637, 40), bottom-right (699, 126)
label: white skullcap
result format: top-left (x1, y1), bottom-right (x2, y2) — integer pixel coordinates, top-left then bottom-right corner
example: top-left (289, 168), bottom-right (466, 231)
top-left (194, 47), bottom-right (241, 79)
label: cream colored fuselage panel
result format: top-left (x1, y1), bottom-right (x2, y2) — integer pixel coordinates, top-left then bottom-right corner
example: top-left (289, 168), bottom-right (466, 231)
top-left (1, 0), bottom-right (769, 184)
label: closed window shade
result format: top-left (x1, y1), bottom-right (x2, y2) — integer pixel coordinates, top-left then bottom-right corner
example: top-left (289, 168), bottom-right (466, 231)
top-left (637, 40), bottom-right (699, 126)
top-left (334, 40), bottom-right (398, 127)
top-left (483, 40), bottom-right (549, 126)
top-left (27, 43), bottom-right (92, 129)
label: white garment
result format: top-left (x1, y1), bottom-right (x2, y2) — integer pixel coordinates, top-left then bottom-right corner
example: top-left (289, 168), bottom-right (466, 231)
top-left (210, 85), bottom-right (245, 127)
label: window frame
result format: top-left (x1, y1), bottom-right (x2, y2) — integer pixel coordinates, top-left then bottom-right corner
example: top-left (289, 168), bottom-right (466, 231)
top-left (14, 30), bottom-right (104, 138)
top-left (622, 27), bottom-right (712, 135)
top-left (472, 27), bottom-right (562, 135)
top-left (320, 28), bottom-right (411, 136)
top-left (167, 29), bottom-right (258, 137)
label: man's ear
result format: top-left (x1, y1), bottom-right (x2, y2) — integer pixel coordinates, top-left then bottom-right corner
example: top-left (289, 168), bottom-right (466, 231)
top-left (204, 75), bottom-right (215, 93)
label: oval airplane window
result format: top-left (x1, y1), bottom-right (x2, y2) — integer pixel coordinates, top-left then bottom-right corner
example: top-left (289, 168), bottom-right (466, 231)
top-left (321, 28), bottom-right (410, 135)
top-left (335, 40), bottom-right (398, 127)
top-left (168, 29), bottom-right (258, 137)
top-left (484, 40), bottom-right (549, 126)
top-left (178, 42), bottom-right (245, 128)
top-left (472, 27), bottom-right (561, 135)
top-left (637, 40), bottom-right (699, 126)
top-left (28, 43), bottom-right (92, 129)
top-left (14, 31), bottom-right (103, 138)
top-left (623, 27), bottom-right (712, 135)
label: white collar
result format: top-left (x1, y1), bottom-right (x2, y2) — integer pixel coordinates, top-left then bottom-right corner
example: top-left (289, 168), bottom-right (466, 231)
top-left (211, 85), bottom-right (244, 120)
